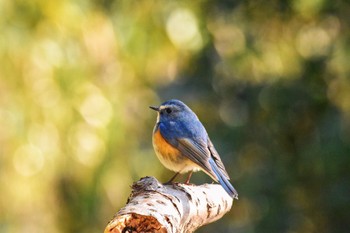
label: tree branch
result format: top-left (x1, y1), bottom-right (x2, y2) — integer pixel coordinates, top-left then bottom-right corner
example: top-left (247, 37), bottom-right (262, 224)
top-left (104, 176), bottom-right (234, 233)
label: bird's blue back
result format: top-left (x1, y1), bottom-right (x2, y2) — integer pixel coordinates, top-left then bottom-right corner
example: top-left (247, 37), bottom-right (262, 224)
top-left (159, 115), bottom-right (206, 146)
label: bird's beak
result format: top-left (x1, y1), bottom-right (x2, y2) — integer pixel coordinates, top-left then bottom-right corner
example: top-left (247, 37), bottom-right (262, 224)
top-left (149, 106), bottom-right (160, 112)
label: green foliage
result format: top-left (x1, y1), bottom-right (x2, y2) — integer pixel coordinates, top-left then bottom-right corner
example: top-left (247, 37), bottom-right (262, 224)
top-left (0, 0), bottom-right (349, 232)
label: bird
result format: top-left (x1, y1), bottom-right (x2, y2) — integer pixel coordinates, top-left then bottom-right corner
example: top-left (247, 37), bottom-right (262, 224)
top-left (150, 99), bottom-right (238, 199)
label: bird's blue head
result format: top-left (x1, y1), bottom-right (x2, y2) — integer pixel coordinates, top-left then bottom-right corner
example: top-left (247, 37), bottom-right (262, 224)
top-left (150, 99), bottom-right (198, 124)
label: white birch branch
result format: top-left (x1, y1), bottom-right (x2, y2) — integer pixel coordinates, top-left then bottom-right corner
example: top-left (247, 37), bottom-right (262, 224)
top-left (104, 176), bottom-right (234, 233)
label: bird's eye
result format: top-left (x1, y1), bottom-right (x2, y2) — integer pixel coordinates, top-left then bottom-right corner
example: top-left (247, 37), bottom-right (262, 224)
top-left (166, 108), bottom-right (172, 114)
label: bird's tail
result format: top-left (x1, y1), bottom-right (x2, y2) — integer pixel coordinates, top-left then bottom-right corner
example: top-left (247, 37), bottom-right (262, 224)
top-left (209, 158), bottom-right (238, 199)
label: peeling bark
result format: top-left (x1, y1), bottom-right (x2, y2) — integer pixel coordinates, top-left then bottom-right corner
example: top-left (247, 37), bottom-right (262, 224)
top-left (105, 176), bottom-right (234, 233)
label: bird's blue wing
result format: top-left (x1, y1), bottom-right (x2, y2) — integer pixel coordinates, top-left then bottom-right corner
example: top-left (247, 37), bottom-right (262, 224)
top-left (176, 137), bottom-right (238, 199)
top-left (158, 121), bottom-right (238, 198)
top-left (158, 121), bottom-right (214, 176)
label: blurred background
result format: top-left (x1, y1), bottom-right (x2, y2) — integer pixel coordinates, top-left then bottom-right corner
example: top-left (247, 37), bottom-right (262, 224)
top-left (0, 0), bottom-right (349, 232)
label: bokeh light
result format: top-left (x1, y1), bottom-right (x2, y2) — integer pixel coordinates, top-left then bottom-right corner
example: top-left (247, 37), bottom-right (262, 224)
top-left (166, 8), bottom-right (204, 51)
